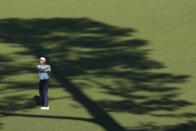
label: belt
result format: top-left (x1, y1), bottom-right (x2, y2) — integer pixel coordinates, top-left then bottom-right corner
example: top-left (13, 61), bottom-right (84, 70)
top-left (40, 79), bottom-right (49, 81)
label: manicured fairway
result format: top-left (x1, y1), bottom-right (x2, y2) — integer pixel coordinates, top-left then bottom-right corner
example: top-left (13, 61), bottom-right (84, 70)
top-left (0, 0), bottom-right (196, 131)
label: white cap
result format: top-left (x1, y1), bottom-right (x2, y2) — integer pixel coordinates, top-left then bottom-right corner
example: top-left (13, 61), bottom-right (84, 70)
top-left (39, 57), bottom-right (46, 62)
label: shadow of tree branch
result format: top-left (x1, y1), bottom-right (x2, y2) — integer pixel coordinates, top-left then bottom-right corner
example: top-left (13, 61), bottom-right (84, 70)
top-left (0, 17), bottom-right (192, 131)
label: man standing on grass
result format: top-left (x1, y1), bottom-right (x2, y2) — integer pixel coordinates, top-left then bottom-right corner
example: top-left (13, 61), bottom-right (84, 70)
top-left (37, 57), bottom-right (51, 110)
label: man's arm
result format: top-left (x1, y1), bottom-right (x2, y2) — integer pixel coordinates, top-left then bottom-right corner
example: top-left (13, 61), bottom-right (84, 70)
top-left (37, 65), bottom-right (51, 72)
top-left (44, 65), bottom-right (51, 73)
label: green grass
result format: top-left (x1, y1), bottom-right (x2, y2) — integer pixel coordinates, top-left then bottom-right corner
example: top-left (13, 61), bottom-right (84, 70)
top-left (0, 0), bottom-right (196, 131)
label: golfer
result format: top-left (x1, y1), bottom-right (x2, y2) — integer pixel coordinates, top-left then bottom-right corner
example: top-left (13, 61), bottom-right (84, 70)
top-left (37, 57), bottom-right (51, 110)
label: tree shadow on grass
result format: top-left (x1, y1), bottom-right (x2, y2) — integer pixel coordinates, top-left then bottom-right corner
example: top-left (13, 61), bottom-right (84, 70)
top-left (0, 18), bottom-right (193, 131)
top-left (0, 112), bottom-right (95, 123)
top-left (0, 123), bottom-right (3, 130)
top-left (127, 120), bottom-right (196, 131)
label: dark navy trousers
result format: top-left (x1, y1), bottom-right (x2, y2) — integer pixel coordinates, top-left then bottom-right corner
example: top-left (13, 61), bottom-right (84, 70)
top-left (39, 79), bottom-right (49, 107)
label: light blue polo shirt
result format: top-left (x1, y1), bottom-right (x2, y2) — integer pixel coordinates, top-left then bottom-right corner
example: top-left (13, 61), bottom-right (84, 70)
top-left (37, 64), bottom-right (51, 80)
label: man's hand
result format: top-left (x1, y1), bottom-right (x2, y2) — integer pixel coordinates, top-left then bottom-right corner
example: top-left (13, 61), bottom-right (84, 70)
top-left (38, 65), bottom-right (51, 72)
top-left (40, 66), bottom-right (45, 71)
top-left (42, 66), bottom-right (51, 72)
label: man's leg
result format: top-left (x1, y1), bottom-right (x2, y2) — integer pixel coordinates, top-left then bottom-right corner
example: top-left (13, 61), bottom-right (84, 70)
top-left (39, 80), bottom-right (44, 106)
top-left (43, 80), bottom-right (49, 107)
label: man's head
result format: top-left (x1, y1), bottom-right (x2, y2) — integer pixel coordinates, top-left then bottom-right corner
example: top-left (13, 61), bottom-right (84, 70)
top-left (39, 57), bottom-right (46, 64)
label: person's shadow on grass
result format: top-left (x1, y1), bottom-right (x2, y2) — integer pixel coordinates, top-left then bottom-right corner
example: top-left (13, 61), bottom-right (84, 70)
top-left (32, 96), bottom-right (41, 106)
